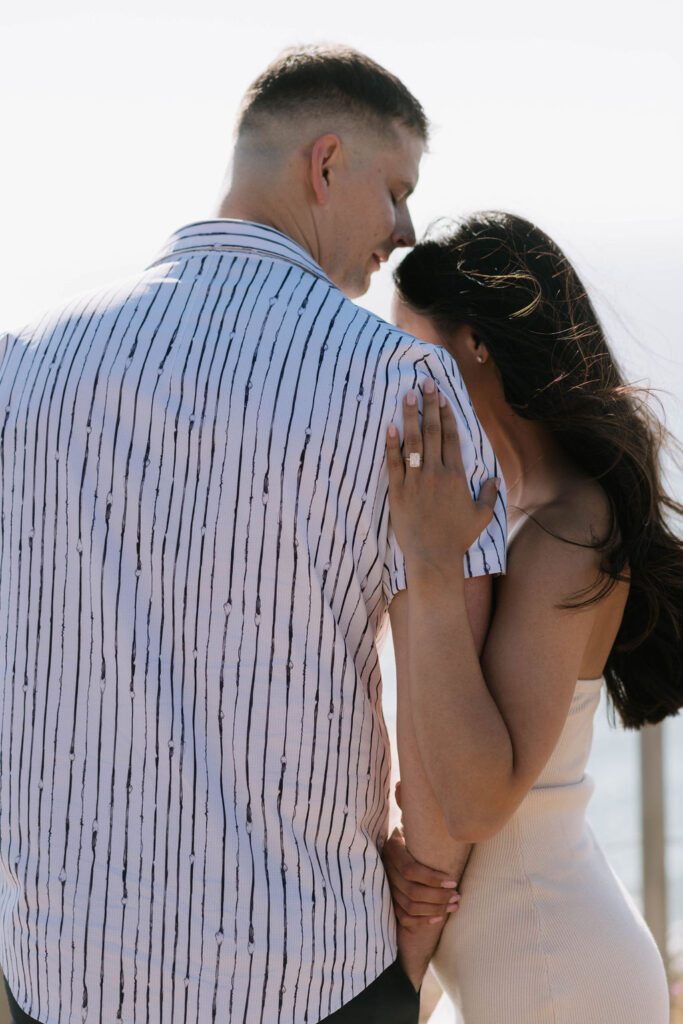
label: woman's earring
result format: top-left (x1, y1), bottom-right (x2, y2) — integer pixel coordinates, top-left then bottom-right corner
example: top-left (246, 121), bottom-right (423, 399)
top-left (476, 355), bottom-right (485, 364)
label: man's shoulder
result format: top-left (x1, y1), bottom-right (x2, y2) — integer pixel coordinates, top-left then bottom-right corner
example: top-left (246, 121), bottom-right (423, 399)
top-left (2, 270), bottom-right (160, 349)
top-left (330, 293), bottom-right (453, 365)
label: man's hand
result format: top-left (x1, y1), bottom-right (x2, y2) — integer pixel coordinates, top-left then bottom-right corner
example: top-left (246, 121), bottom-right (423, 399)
top-left (382, 827), bottom-right (461, 930)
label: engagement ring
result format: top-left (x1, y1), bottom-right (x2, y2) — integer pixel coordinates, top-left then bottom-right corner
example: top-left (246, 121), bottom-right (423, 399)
top-left (406, 452), bottom-right (422, 468)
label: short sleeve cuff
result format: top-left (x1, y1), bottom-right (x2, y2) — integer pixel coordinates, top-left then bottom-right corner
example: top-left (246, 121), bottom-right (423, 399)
top-left (383, 562), bottom-right (408, 605)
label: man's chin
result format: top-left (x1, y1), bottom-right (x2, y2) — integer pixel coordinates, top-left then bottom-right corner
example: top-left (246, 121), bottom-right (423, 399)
top-left (340, 272), bottom-right (373, 300)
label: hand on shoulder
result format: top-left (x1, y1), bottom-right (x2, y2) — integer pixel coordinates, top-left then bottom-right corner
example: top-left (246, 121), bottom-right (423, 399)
top-left (386, 381), bottom-right (501, 579)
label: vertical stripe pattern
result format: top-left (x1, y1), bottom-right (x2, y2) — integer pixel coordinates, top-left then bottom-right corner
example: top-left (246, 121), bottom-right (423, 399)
top-left (0, 220), bottom-right (506, 1024)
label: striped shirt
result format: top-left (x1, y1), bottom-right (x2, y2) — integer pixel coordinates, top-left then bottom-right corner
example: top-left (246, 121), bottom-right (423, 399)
top-left (0, 219), bottom-right (506, 1024)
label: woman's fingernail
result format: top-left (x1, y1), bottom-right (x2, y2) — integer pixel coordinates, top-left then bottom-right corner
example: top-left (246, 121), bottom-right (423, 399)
top-left (448, 895), bottom-right (460, 905)
top-left (388, 424), bottom-right (398, 438)
top-left (493, 477), bottom-right (502, 490)
top-left (439, 392), bottom-right (447, 407)
top-left (447, 904), bottom-right (459, 913)
top-left (429, 915), bottom-right (444, 924)
top-left (406, 391), bottom-right (417, 406)
top-left (440, 880), bottom-right (458, 889)
top-left (423, 379), bottom-right (435, 394)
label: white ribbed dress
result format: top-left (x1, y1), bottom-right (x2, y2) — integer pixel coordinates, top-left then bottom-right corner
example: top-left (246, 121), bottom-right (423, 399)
top-left (431, 677), bottom-right (670, 1023)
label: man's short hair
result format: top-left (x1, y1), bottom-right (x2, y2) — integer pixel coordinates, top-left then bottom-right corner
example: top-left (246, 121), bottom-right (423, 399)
top-left (237, 44), bottom-right (429, 142)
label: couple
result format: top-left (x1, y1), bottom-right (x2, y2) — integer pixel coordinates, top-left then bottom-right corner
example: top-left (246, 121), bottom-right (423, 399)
top-left (0, 44), bottom-right (680, 1024)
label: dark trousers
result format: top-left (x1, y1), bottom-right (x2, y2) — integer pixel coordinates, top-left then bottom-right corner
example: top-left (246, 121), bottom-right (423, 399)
top-left (318, 960), bottom-right (420, 1024)
top-left (4, 961), bottom-right (419, 1024)
top-left (4, 982), bottom-right (43, 1024)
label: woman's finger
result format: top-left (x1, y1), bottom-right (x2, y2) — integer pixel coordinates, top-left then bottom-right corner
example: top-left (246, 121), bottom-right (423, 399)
top-left (439, 396), bottom-right (466, 475)
top-left (383, 858), bottom-right (459, 906)
top-left (389, 875), bottom-right (461, 911)
top-left (421, 378), bottom-right (442, 469)
top-left (383, 827), bottom-right (458, 891)
top-left (391, 887), bottom-right (460, 918)
top-left (402, 390), bottom-right (423, 476)
top-left (386, 423), bottom-right (405, 494)
top-left (400, 858), bottom-right (459, 890)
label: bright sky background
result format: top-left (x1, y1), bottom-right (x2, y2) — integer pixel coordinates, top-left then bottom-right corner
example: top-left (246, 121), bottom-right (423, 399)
top-left (0, 0), bottom-right (681, 436)
top-left (1, 0), bottom-right (681, 364)
top-left (3, 0), bottom-right (681, 466)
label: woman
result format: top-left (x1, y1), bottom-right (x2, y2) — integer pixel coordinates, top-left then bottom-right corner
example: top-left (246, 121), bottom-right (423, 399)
top-left (382, 212), bottom-right (682, 1023)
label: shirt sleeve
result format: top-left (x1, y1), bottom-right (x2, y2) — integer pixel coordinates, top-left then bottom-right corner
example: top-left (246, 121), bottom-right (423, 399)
top-left (381, 338), bottom-right (507, 606)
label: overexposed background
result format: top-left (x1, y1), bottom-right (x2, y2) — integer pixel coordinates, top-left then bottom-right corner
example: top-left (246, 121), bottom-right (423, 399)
top-left (1, 0), bottom-right (682, 1019)
top-left (2, 0), bottom-right (681, 486)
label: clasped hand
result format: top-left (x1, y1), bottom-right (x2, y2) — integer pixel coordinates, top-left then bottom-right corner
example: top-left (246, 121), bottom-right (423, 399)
top-left (382, 825), bottom-right (461, 930)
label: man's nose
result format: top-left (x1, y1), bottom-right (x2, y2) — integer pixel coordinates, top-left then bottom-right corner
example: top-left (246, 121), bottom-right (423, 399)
top-left (392, 208), bottom-right (416, 249)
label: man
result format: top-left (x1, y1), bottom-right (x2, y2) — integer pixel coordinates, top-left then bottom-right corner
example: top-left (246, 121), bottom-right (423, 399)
top-left (0, 46), bottom-right (505, 1024)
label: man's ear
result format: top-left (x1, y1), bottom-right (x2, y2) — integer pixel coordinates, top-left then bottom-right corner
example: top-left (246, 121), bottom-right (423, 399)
top-left (309, 133), bottom-right (343, 205)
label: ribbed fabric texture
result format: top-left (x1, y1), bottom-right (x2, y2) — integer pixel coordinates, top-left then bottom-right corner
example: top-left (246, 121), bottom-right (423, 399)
top-left (432, 678), bottom-right (670, 1023)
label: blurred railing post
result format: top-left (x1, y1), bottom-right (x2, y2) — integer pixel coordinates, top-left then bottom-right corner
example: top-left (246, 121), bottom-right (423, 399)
top-left (640, 722), bottom-right (668, 973)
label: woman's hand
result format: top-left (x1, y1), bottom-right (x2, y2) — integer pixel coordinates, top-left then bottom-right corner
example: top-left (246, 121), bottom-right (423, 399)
top-left (382, 826), bottom-right (461, 931)
top-left (386, 379), bottom-right (500, 577)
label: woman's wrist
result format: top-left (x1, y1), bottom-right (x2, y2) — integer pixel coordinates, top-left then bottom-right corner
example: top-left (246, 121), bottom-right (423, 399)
top-left (405, 556), bottom-right (466, 593)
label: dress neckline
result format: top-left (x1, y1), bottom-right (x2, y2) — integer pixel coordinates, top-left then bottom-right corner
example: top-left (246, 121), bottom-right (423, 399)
top-left (575, 676), bottom-right (604, 689)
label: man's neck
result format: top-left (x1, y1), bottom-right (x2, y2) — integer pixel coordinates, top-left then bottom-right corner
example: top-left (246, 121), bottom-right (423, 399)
top-left (216, 190), bottom-right (320, 265)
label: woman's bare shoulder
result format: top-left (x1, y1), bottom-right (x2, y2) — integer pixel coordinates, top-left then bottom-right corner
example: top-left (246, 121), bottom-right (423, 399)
top-left (504, 478), bottom-right (616, 604)
top-left (511, 477), bottom-right (613, 554)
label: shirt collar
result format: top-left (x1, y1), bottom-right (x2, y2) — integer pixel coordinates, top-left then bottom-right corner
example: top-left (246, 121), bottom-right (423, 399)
top-left (150, 219), bottom-right (332, 283)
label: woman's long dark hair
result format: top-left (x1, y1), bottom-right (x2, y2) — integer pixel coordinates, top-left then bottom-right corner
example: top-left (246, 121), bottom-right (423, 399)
top-left (394, 211), bottom-right (683, 728)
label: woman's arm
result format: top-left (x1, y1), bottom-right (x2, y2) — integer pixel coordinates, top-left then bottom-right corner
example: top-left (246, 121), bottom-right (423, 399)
top-left (386, 384), bottom-right (605, 840)
top-left (392, 574), bottom-right (491, 865)
top-left (387, 575), bottom-right (491, 987)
